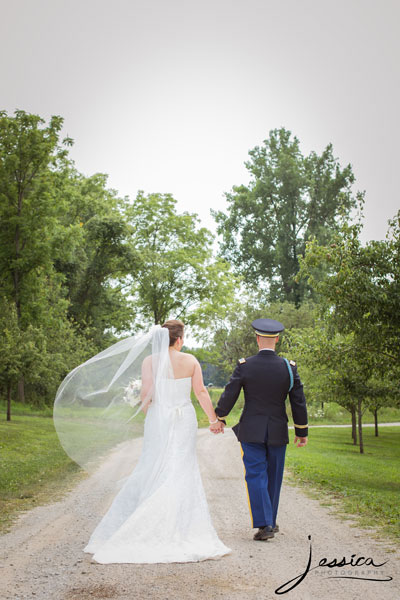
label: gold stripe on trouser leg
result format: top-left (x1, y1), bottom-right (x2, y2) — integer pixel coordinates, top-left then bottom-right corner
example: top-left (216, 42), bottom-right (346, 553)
top-left (240, 443), bottom-right (254, 527)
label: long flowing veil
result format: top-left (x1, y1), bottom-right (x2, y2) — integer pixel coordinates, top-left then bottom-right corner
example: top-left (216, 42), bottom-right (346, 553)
top-left (53, 325), bottom-right (172, 474)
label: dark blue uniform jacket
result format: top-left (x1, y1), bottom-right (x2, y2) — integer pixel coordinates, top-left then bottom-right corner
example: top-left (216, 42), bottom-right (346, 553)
top-left (215, 350), bottom-right (308, 445)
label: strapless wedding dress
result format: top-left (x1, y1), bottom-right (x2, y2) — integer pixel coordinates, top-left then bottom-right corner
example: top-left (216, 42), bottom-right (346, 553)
top-left (83, 377), bottom-right (231, 563)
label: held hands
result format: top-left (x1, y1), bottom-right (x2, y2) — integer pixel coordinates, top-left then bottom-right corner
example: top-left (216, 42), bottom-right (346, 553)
top-left (209, 420), bottom-right (225, 434)
top-left (294, 436), bottom-right (308, 447)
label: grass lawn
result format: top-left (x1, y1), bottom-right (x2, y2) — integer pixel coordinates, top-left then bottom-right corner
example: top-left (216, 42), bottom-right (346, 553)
top-left (285, 426), bottom-right (400, 540)
top-left (1, 398), bottom-right (399, 541)
top-left (0, 408), bottom-right (87, 533)
top-left (192, 388), bottom-right (400, 428)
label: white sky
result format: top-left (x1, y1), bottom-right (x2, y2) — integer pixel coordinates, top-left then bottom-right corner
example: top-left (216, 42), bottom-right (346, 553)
top-left (1, 0), bottom-right (399, 241)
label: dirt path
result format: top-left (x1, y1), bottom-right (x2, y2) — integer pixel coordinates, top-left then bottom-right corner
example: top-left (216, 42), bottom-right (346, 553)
top-left (1, 429), bottom-right (398, 600)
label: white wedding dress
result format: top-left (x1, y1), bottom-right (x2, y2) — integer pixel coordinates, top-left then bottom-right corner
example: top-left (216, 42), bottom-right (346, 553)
top-left (83, 377), bottom-right (231, 564)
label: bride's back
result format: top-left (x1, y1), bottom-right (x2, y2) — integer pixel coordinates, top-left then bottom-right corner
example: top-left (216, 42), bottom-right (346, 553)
top-left (169, 349), bottom-right (196, 380)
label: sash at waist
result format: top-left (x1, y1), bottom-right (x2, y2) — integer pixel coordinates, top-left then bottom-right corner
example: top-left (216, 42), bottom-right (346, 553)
top-left (167, 401), bottom-right (192, 418)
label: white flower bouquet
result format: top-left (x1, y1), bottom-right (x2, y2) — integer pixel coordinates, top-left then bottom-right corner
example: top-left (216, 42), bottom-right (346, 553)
top-left (123, 378), bottom-right (142, 407)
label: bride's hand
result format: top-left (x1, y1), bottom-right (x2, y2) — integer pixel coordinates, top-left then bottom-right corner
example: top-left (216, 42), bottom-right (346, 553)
top-left (209, 421), bottom-right (224, 434)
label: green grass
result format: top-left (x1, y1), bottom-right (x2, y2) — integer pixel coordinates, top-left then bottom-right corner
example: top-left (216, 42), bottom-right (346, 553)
top-left (0, 400), bottom-right (54, 418)
top-left (192, 389), bottom-right (400, 428)
top-left (192, 392), bottom-right (400, 541)
top-left (0, 399), bottom-right (146, 533)
top-left (304, 402), bottom-right (400, 426)
top-left (0, 411), bottom-right (87, 533)
top-left (1, 398), bottom-right (399, 541)
top-left (285, 426), bottom-right (400, 540)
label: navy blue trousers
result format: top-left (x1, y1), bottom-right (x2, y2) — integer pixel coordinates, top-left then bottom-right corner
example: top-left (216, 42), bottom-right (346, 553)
top-left (240, 434), bottom-right (286, 528)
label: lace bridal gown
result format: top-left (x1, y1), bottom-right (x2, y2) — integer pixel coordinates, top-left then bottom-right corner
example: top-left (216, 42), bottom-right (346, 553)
top-left (83, 375), bottom-right (231, 564)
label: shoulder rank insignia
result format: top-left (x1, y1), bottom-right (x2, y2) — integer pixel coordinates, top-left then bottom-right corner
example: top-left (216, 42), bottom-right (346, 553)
top-left (239, 357), bottom-right (246, 364)
top-left (289, 360), bottom-right (296, 366)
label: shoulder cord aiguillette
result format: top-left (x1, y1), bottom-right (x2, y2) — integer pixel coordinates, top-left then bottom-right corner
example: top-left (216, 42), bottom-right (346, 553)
top-left (283, 358), bottom-right (294, 392)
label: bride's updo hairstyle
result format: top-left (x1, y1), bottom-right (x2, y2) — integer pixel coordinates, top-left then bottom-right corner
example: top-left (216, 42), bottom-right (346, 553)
top-left (162, 319), bottom-right (184, 347)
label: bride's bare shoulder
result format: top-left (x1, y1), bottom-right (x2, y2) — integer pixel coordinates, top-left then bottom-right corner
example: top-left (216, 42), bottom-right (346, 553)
top-left (181, 352), bottom-right (197, 364)
top-left (182, 352), bottom-right (201, 374)
top-left (180, 352), bottom-right (198, 377)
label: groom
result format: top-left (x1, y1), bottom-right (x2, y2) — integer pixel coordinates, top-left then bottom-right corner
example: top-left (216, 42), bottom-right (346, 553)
top-left (211, 318), bottom-right (308, 541)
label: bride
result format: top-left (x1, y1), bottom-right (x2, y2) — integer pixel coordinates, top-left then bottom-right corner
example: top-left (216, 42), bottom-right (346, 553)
top-left (54, 319), bottom-right (231, 564)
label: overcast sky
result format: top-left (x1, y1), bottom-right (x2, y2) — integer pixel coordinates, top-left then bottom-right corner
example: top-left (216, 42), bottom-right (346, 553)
top-left (1, 0), bottom-right (399, 241)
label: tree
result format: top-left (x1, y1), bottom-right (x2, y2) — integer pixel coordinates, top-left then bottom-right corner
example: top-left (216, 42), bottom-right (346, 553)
top-left (365, 370), bottom-right (400, 437)
top-left (0, 298), bottom-right (46, 419)
top-left (213, 128), bottom-right (361, 306)
top-left (0, 111), bottom-right (121, 405)
top-left (20, 271), bottom-right (97, 406)
top-left (285, 324), bottom-right (397, 453)
top-left (0, 110), bottom-right (72, 325)
top-left (0, 110), bottom-right (75, 400)
top-left (52, 167), bottom-right (139, 345)
top-left (126, 192), bottom-right (236, 330)
top-left (299, 211), bottom-right (400, 363)
top-left (294, 212), bottom-right (400, 450)
top-left (0, 275), bottom-right (97, 412)
top-left (209, 299), bottom-right (317, 376)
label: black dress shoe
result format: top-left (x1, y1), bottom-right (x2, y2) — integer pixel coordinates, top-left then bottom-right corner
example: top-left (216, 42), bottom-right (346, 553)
top-left (253, 526), bottom-right (275, 541)
top-left (273, 524), bottom-right (279, 533)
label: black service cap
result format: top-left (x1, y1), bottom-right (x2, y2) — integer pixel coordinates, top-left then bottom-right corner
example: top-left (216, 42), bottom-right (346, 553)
top-left (251, 318), bottom-right (284, 337)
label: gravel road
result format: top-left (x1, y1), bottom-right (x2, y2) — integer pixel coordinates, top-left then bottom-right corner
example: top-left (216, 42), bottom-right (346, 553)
top-left (1, 428), bottom-right (398, 600)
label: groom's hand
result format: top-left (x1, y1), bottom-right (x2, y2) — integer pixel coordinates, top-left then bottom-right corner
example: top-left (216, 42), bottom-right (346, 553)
top-left (294, 436), bottom-right (308, 447)
top-left (210, 421), bottom-right (224, 434)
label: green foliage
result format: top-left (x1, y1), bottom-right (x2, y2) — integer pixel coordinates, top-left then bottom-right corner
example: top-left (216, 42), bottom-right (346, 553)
top-left (214, 127), bottom-right (361, 305)
top-left (0, 111), bottom-right (137, 405)
top-left (53, 167), bottom-right (138, 343)
top-left (0, 110), bottom-right (239, 409)
top-left (299, 212), bottom-right (400, 363)
top-left (297, 212), bottom-right (400, 399)
top-left (0, 298), bottom-right (44, 389)
top-left (126, 191), bottom-right (236, 329)
top-left (209, 299), bottom-right (317, 373)
top-left (0, 110), bottom-right (72, 325)
top-left (288, 214), bottom-right (400, 451)
top-left (0, 292), bottom-right (96, 415)
top-left (284, 322), bottom-right (400, 452)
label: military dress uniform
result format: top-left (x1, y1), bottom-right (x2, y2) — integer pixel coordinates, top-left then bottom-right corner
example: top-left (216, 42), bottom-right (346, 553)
top-left (215, 319), bottom-right (308, 532)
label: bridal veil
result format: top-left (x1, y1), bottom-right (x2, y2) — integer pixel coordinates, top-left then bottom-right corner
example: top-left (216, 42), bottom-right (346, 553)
top-left (53, 325), bottom-right (172, 474)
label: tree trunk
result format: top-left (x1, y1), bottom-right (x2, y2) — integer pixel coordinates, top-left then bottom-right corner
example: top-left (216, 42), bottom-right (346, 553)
top-left (18, 376), bottom-right (25, 403)
top-left (7, 382), bottom-right (11, 421)
top-left (351, 406), bottom-right (357, 445)
top-left (14, 195), bottom-right (24, 403)
top-left (13, 205), bottom-right (22, 321)
top-left (374, 408), bottom-right (378, 437)
top-left (357, 398), bottom-right (364, 454)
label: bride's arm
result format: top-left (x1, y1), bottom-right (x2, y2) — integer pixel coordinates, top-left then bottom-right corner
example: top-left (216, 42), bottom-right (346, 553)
top-left (140, 357), bottom-right (153, 414)
top-left (192, 359), bottom-right (218, 424)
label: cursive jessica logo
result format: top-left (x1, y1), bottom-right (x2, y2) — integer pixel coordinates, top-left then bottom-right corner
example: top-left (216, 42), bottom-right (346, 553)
top-left (275, 535), bottom-right (393, 595)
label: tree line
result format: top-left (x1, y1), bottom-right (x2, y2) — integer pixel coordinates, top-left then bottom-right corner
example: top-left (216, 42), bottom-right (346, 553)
top-left (0, 110), bottom-right (233, 416)
top-left (1, 109), bottom-right (399, 443)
